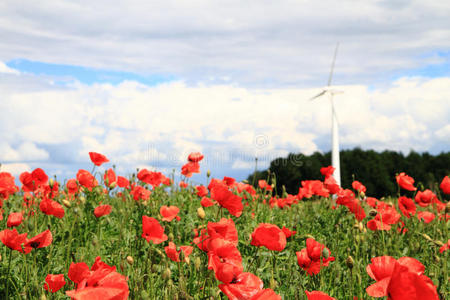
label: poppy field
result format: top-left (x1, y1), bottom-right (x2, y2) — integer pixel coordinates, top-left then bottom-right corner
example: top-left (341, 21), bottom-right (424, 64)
top-left (0, 151), bottom-right (449, 299)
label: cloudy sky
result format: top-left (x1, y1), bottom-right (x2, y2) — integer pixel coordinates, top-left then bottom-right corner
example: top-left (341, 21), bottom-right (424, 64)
top-left (0, 0), bottom-right (449, 183)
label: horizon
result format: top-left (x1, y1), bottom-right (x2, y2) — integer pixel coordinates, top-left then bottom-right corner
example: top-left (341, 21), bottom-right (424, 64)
top-left (1, 0), bottom-right (449, 183)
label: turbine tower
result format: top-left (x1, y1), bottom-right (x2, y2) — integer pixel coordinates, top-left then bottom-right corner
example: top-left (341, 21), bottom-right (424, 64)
top-left (310, 43), bottom-right (342, 186)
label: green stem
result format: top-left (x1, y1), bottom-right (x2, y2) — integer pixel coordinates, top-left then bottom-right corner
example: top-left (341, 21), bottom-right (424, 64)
top-left (5, 248), bottom-right (12, 299)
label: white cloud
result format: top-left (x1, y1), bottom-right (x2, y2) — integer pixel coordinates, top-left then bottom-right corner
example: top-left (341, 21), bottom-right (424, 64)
top-left (0, 163), bottom-right (31, 176)
top-left (0, 62), bottom-right (19, 74)
top-left (0, 1), bottom-right (449, 86)
top-left (0, 70), bottom-right (449, 181)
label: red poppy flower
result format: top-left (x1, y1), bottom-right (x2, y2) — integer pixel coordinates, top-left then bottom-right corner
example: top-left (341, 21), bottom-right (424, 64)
top-left (164, 242), bottom-right (193, 263)
top-left (68, 262), bottom-right (91, 284)
top-left (305, 290), bottom-right (336, 300)
top-left (179, 181), bottom-right (188, 188)
top-left (219, 272), bottom-right (263, 300)
top-left (117, 176), bottom-right (130, 189)
top-left (89, 152), bottom-right (109, 166)
top-left (207, 218), bottom-right (238, 246)
top-left (7, 212), bottom-right (23, 227)
top-left (258, 180), bottom-right (273, 191)
top-left (320, 166), bottom-right (335, 178)
top-left (94, 205), bottom-right (112, 218)
top-left (352, 180), bottom-right (366, 193)
top-left (296, 238), bottom-right (335, 275)
top-left (201, 196), bottom-right (215, 207)
top-left (281, 226), bottom-right (296, 238)
top-left (250, 223), bottom-right (286, 251)
top-left (396, 172), bottom-right (416, 191)
top-left (196, 185), bottom-right (208, 197)
top-left (439, 239), bottom-right (450, 253)
top-left (416, 211), bottom-right (435, 223)
top-left (66, 257), bottom-right (129, 300)
top-left (414, 190), bottom-right (436, 207)
top-left (210, 184), bottom-right (243, 217)
top-left (193, 228), bottom-right (209, 252)
top-left (386, 262), bottom-right (438, 300)
top-left (250, 288), bottom-right (282, 300)
top-left (44, 274), bottom-right (66, 293)
top-left (223, 176), bottom-right (236, 187)
top-left (130, 184), bottom-right (151, 201)
top-left (160, 205), bottom-right (180, 222)
top-left (365, 256), bottom-right (426, 297)
top-left (0, 172), bottom-right (18, 200)
top-left (103, 168), bottom-right (116, 188)
top-left (398, 196), bottom-right (416, 218)
top-left (188, 152), bottom-right (204, 163)
top-left (207, 238), bottom-right (243, 283)
top-left (142, 216), bottom-right (167, 244)
top-left (440, 176), bottom-right (450, 194)
top-left (76, 169), bottom-right (98, 191)
top-left (40, 198), bottom-right (65, 218)
top-left (367, 206), bottom-right (400, 231)
top-left (25, 229), bottom-right (52, 249)
top-left (0, 228), bottom-right (31, 253)
top-left (324, 176), bottom-right (341, 195)
top-left (66, 179), bottom-right (79, 195)
top-left (181, 162), bottom-right (200, 177)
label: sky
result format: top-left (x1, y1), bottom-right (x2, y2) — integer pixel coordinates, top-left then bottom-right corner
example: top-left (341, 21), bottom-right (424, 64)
top-left (0, 0), bottom-right (449, 184)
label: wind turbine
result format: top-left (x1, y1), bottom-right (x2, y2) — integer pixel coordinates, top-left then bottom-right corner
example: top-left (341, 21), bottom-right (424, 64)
top-left (310, 43), bottom-right (343, 186)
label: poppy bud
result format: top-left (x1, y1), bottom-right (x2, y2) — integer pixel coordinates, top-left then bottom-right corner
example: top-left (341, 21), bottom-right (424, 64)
top-left (140, 290), bottom-right (150, 299)
top-left (197, 207), bottom-right (206, 219)
top-left (269, 277), bottom-right (277, 289)
top-left (155, 248), bottom-right (164, 258)
top-left (346, 256), bottom-right (354, 269)
top-left (353, 223), bottom-right (359, 229)
top-left (0, 253), bottom-right (2, 261)
top-left (92, 236), bottom-right (98, 246)
top-left (360, 191), bottom-right (366, 198)
top-left (49, 178), bottom-right (55, 188)
top-left (110, 181), bottom-right (117, 189)
top-left (194, 257), bottom-right (201, 271)
top-left (322, 248), bottom-right (330, 259)
top-left (163, 268), bottom-right (171, 280)
top-left (305, 234), bottom-right (315, 240)
top-left (358, 222), bottom-right (364, 232)
top-left (422, 233), bottom-right (433, 242)
top-left (142, 200), bottom-right (148, 207)
top-left (79, 196), bottom-right (86, 204)
top-left (434, 240), bottom-right (444, 247)
top-left (62, 199), bottom-right (71, 208)
top-left (369, 209), bottom-right (378, 217)
top-left (126, 256), bottom-right (134, 265)
top-left (434, 255), bottom-right (440, 263)
top-left (151, 264), bottom-right (158, 273)
top-left (168, 233), bottom-right (174, 242)
top-left (446, 202), bottom-right (450, 214)
top-left (207, 170), bottom-right (211, 178)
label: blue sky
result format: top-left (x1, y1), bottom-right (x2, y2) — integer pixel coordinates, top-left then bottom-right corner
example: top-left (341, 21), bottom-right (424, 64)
top-left (0, 0), bottom-right (449, 185)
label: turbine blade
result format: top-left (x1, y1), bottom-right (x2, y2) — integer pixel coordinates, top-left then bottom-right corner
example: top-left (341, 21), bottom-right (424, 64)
top-left (309, 90), bottom-right (326, 101)
top-left (327, 42), bottom-right (339, 86)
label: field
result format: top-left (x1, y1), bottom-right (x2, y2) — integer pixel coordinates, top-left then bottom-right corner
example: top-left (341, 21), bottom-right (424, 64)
top-left (0, 152), bottom-right (449, 299)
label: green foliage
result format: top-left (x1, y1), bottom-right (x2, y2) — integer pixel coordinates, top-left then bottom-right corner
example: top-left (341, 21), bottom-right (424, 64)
top-left (248, 148), bottom-right (450, 199)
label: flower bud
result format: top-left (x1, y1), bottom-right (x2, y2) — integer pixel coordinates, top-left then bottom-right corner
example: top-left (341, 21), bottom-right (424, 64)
top-left (269, 277), bottom-right (277, 289)
top-left (168, 233), bottom-right (174, 242)
top-left (163, 268), bottom-right (171, 280)
top-left (207, 170), bottom-right (211, 178)
top-left (126, 256), bottom-right (134, 265)
top-left (369, 209), bottom-right (378, 217)
top-left (79, 196), bottom-right (86, 204)
top-left (446, 202), bottom-right (450, 214)
top-left (422, 233), bottom-right (433, 242)
top-left (322, 248), bottom-right (330, 259)
top-left (62, 199), bottom-right (71, 208)
top-left (346, 256), bottom-right (354, 269)
top-left (194, 257), bottom-right (202, 271)
top-left (197, 207), bottom-right (206, 219)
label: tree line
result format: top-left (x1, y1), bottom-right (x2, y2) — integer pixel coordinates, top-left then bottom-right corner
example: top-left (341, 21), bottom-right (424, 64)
top-left (247, 148), bottom-right (450, 199)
